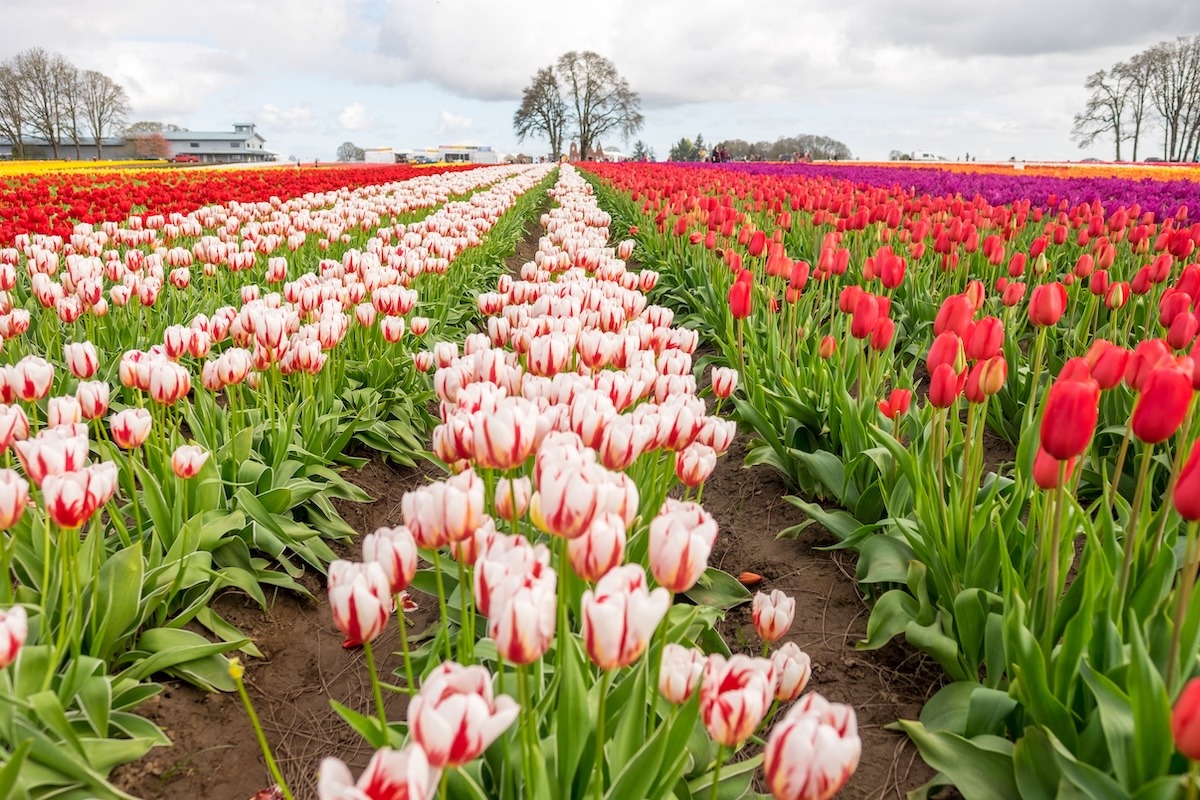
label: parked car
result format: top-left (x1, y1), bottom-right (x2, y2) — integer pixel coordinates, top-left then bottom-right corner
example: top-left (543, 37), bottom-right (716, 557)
top-left (171, 154), bottom-right (200, 163)
top-left (911, 151), bottom-right (947, 162)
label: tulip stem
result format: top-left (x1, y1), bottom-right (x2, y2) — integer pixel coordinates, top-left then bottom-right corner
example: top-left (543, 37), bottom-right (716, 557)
top-left (431, 548), bottom-right (454, 662)
top-left (1169, 521), bottom-right (1200, 691)
top-left (394, 595), bottom-right (416, 694)
top-left (709, 744), bottom-right (726, 800)
top-left (1150, 401), bottom-right (1198, 565)
top-left (1044, 463), bottom-right (1068, 649)
top-left (593, 669), bottom-right (614, 800)
top-left (362, 640), bottom-right (390, 745)
top-left (1189, 760), bottom-right (1200, 800)
top-left (1105, 424), bottom-right (1133, 519)
top-left (457, 558), bottom-right (473, 664)
top-left (518, 663), bottom-right (540, 799)
top-left (231, 659), bottom-right (296, 800)
top-left (1117, 444), bottom-right (1155, 611)
top-left (1022, 326), bottom-right (1048, 437)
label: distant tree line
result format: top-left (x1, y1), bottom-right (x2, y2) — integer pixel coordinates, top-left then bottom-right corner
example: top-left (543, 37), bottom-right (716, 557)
top-left (1073, 35), bottom-right (1200, 162)
top-left (667, 133), bottom-right (851, 162)
top-left (0, 47), bottom-right (132, 159)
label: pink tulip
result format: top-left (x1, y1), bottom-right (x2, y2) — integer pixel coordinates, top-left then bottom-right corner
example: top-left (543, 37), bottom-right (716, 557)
top-left (46, 396), bottom-right (82, 428)
top-left (659, 643), bottom-right (706, 704)
top-left (148, 360), bottom-right (191, 405)
top-left (0, 605), bottom-right (27, 669)
top-left (532, 461), bottom-right (609, 540)
top-left (474, 533), bottom-right (552, 617)
top-left (41, 463), bottom-right (118, 529)
top-left (771, 642), bottom-right (812, 702)
top-left (318, 745), bottom-right (440, 800)
top-left (0, 469), bottom-right (29, 530)
top-left (13, 425), bottom-right (89, 485)
top-left (110, 408), bottom-right (152, 449)
top-left (700, 654), bottom-right (777, 746)
top-left (488, 567), bottom-right (557, 665)
top-left (408, 662), bottom-right (519, 768)
top-left (75, 381), bottom-right (110, 420)
top-left (0, 405), bottom-right (28, 450)
top-left (13, 356), bottom-right (54, 403)
top-left (362, 525), bottom-right (419, 594)
top-left (648, 499), bottom-right (718, 592)
top-left (568, 512), bottom-right (626, 582)
top-left (63, 342), bottom-right (99, 379)
top-left (494, 477), bottom-right (532, 522)
top-left (711, 366), bottom-right (739, 399)
top-left (763, 693), bottom-right (861, 800)
top-left (472, 398), bottom-right (539, 470)
top-left (171, 445), bottom-right (209, 479)
top-left (675, 443), bottom-right (717, 488)
top-left (328, 560), bottom-right (392, 647)
top-left (580, 564), bottom-right (670, 670)
top-left (753, 589), bottom-right (796, 643)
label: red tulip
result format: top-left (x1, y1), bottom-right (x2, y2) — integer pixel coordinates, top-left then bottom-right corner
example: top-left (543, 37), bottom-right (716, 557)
top-left (928, 363), bottom-right (964, 408)
top-left (729, 273), bottom-right (753, 320)
top-left (1131, 361), bottom-right (1194, 444)
top-left (1033, 447), bottom-right (1076, 490)
top-left (818, 335), bottom-right (836, 359)
top-left (926, 332), bottom-right (965, 374)
top-left (933, 294), bottom-right (974, 337)
top-left (1039, 376), bottom-right (1100, 460)
top-left (878, 388), bottom-right (912, 420)
top-left (1084, 341), bottom-right (1130, 390)
top-left (965, 316), bottom-right (1004, 361)
top-left (1002, 281), bottom-right (1027, 307)
top-left (1028, 282), bottom-right (1067, 327)
top-left (869, 317), bottom-right (895, 351)
top-left (1172, 678), bottom-right (1200, 760)
top-left (1174, 438), bottom-right (1200, 521)
top-left (1126, 339), bottom-right (1173, 391)
top-left (748, 229), bottom-right (767, 258)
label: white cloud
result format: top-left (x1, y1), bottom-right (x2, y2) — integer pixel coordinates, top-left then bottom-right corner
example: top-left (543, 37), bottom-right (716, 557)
top-left (338, 102), bottom-right (371, 131)
top-left (258, 104), bottom-right (318, 131)
top-left (434, 110), bottom-right (473, 138)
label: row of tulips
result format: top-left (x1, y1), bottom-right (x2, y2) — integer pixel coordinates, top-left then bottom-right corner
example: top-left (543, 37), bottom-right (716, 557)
top-left (0, 162), bottom-right (481, 244)
top-left (0, 165), bottom-right (560, 798)
top-left (583, 161), bottom-right (1200, 798)
top-left (252, 166), bottom-right (867, 800)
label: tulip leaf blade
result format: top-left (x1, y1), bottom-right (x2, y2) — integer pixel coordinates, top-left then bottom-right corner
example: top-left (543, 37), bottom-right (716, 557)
top-left (684, 568), bottom-right (751, 611)
top-left (897, 720), bottom-right (1018, 800)
top-left (555, 633), bottom-right (590, 800)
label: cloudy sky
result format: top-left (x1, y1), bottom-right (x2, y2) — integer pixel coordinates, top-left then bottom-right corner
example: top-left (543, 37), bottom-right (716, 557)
top-left (7, 1), bottom-right (1199, 162)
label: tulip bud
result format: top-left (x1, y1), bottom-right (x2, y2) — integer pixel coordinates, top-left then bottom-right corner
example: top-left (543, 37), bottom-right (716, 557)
top-left (1172, 678), bottom-right (1200, 761)
top-left (0, 605), bottom-right (27, 669)
top-left (770, 641), bottom-right (812, 702)
top-left (764, 693), bottom-right (861, 800)
top-left (659, 643), bottom-right (706, 704)
top-left (928, 363), bottom-right (963, 409)
top-left (171, 444), bottom-right (209, 479)
top-left (1175, 439), bottom-right (1200, 521)
top-left (752, 589), bottom-right (795, 642)
top-left (1131, 361), bottom-right (1193, 444)
top-left (1039, 376), bottom-right (1100, 460)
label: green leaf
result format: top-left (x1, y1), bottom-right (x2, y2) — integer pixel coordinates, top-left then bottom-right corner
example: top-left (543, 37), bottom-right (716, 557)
top-left (556, 635), bottom-right (591, 800)
top-left (860, 589), bottom-right (920, 650)
top-left (89, 543), bottom-right (144, 662)
top-left (0, 739), bottom-right (32, 798)
top-left (898, 721), bottom-right (1019, 800)
top-left (857, 535), bottom-right (914, 584)
top-left (684, 568), bottom-right (752, 610)
top-left (330, 700), bottom-right (387, 748)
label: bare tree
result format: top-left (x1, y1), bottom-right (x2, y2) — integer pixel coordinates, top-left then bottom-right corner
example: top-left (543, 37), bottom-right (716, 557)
top-left (1145, 36), bottom-right (1200, 161)
top-left (59, 62), bottom-right (84, 159)
top-left (1072, 68), bottom-right (1134, 160)
top-left (1118, 53), bottom-right (1154, 161)
top-left (13, 48), bottom-right (74, 158)
top-left (555, 51), bottom-right (643, 160)
top-left (80, 70), bottom-right (129, 159)
top-left (513, 65), bottom-right (568, 160)
top-left (336, 141), bottom-right (364, 161)
top-left (0, 62), bottom-right (26, 159)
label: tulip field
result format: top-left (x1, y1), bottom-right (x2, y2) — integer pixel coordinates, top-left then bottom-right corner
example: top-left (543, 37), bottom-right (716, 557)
top-left (2, 153), bottom-right (1200, 800)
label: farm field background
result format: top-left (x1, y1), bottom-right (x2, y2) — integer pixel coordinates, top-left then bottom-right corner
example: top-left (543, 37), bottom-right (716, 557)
top-left (0, 156), bottom-right (1198, 800)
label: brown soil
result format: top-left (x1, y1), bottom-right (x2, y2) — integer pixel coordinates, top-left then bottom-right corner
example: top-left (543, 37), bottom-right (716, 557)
top-left (110, 439), bottom-right (942, 800)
